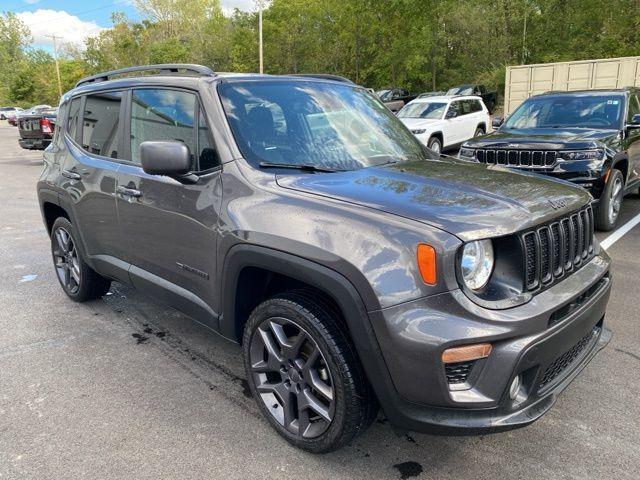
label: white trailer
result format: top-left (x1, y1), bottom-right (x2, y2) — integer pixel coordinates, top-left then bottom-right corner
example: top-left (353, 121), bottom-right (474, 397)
top-left (504, 56), bottom-right (640, 114)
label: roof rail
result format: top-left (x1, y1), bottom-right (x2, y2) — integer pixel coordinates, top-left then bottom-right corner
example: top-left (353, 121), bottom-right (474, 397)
top-left (289, 74), bottom-right (355, 84)
top-left (75, 64), bottom-right (215, 88)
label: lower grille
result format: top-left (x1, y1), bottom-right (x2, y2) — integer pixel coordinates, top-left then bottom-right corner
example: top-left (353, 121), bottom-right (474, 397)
top-left (538, 327), bottom-right (599, 392)
top-left (445, 361), bottom-right (475, 384)
top-left (548, 277), bottom-right (608, 328)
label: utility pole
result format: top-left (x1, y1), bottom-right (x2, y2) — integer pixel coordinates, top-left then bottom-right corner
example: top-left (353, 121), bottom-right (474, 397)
top-left (256, 0), bottom-right (264, 73)
top-left (46, 34), bottom-right (63, 99)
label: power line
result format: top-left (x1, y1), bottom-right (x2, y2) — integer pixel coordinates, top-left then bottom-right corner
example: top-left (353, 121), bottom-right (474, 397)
top-left (9, 0), bottom-right (134, 29)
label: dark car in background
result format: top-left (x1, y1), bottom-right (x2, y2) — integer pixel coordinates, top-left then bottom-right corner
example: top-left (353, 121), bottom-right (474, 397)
top-left (1, 106), bottom-right (23, 120)
top-left (38, 64), bottom-right (611, 453)
top-left (460, 88), bottom-right (640, 230)
top-left (18, 107), bottom-right (58, 150)
top-left (447, 84), bottom-right (497, 114)
top-left (377, 88), bottom-right (417, 112)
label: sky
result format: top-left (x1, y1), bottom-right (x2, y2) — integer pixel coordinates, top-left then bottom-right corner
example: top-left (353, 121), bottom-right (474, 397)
top-left (2, 0), bottom-right (257, 51)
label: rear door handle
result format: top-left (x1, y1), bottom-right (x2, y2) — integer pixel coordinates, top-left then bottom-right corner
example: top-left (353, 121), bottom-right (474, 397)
top-left (116, 185), bottom-right (142, 198)
top-left (61, 170), bottom-right (81, 180)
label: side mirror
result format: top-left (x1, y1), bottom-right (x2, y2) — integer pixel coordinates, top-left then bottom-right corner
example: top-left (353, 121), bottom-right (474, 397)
top-left (630, 113), bottom-right (640, 125)
top-left (492, 116), bottom-right (504, 128)
top-left (140, 141), bottom-right (191, 177)
top-left (446, 110), bottom-right (457, 119)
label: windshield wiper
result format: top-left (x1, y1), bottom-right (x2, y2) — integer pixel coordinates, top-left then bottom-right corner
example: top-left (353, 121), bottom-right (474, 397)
top-left (259, 161), bottom-right (337, 173)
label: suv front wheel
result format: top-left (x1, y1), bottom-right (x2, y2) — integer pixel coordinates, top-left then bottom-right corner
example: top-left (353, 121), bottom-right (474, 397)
top-left (242, 291), bottom-right (377, 453)
top-left (595, 169), bottom-right (624, 231)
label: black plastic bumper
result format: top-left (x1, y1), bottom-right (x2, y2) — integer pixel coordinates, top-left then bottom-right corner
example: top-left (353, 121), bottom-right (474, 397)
top-left (18, 137), bottom-right (50, 150)
top-left (367, 254), bottom-right (612, 434)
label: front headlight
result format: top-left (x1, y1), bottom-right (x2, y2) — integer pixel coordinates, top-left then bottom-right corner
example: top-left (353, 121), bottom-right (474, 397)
top-left (557, 149), bottom-right (606, 161)
top-left (411, 129), bottom-right (426, 134)
top-left (458, 147), bottom-right (476, 159)
top-left (460, 240), bottom-right (494, 290)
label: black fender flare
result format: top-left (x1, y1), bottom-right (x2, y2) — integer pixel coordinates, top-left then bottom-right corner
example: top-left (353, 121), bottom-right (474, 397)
top-left (609, 153), bottom-right (629, 180)
top-left (219, 244), bottom-right (401, 413)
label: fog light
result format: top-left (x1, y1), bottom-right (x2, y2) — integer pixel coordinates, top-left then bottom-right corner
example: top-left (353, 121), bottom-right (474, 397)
top-left (509, 375), bottom-right (521, 400)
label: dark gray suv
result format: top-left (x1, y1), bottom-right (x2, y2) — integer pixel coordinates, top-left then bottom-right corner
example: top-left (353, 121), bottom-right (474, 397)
top-left (37, 64), bottom-right (612, 453)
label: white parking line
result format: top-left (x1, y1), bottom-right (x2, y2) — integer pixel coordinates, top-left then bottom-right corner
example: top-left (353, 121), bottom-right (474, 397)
top-left (601, 211), bottom-right (640, 251)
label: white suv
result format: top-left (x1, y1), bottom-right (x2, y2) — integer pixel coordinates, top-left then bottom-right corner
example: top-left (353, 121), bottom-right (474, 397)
top-left (397, 95), bottom-right (490, 153)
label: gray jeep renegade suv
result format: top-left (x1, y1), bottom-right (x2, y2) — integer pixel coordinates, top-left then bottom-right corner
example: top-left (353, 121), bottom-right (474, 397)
top-left (37, 64), bottom-right (612, 453)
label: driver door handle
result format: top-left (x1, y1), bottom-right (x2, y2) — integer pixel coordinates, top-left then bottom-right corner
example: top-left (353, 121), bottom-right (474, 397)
top-left (116, 185), bottom-right (142, 198)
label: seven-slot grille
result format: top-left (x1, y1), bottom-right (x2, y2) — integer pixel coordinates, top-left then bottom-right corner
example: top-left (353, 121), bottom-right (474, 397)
top-left (522, 206), bottom-right (594, 292)
top-left (474, 149), bottom-right (557, 169)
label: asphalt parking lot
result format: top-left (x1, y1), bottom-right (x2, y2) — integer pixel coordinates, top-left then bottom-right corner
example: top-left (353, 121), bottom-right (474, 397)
top-left (1, 123), bottom-right (639, 480)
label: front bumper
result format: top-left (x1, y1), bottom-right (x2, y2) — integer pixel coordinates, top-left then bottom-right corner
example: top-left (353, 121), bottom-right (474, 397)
top-left (18, 137), bottom-right (51, 150)
top-left (367, 252), bottom-right (611, 434)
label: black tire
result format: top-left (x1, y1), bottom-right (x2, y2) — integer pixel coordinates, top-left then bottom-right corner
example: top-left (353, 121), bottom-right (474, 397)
top-left (50, 217), bottom-right (111, 301)
top-left (474, 126), bottom-right (485, 137)
top-left (427, 136), bottom-right (442, 155)
top-left (242, 290), bottom-right (377, 453)
top-left (595, 169), bottom-right (624, 231)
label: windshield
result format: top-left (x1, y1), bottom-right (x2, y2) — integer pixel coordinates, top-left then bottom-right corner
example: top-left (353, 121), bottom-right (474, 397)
top-left (218, 81), bottom-right (429, 171)
top-left (447, 86), bottom-right (473, 95)
top-left (398, 102), bottom-right (447, 119)
top-left (504, 95), bottom-right (624, 129)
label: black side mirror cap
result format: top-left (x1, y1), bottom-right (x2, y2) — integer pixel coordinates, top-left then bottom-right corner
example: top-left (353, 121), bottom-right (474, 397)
top-left (140, 141), bottom-right (191, 177)
top-left (492, 116), bottom-right (504, 128)
top-left (631, 113), bottom-right (640, 125)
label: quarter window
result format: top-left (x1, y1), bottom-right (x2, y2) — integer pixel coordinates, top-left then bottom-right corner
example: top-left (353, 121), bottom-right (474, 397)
top-left (81, 92), bottom-right (123, 158)
top-left (130, 89), bottom-right (197, 167)
top-left (67, 97), bottom-right (81, 140)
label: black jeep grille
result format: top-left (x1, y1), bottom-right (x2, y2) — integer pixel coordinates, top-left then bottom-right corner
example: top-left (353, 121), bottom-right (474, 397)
top-left (445, 361), bottom-right (475, 384)
top-left (522, 205), bottom-right (594, 292)
top-left (475, 149), bottom-right (557, 169)
top-left (538, 327), bottom-right (599, 392)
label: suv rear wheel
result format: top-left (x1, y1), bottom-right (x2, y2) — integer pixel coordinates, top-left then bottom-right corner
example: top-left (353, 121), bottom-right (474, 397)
top-left (595, 169), bottom-right (624, 231)
top-left (242, 290), bottom-right (377, 453)
top-left (50, 217), bottom-right (111, 301)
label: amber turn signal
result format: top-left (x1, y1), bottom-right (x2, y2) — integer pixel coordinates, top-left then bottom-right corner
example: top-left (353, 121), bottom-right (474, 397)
top-left (417, 244), bottom-right (437, 285)
top-left (442, 343), bottom-right (492, 364)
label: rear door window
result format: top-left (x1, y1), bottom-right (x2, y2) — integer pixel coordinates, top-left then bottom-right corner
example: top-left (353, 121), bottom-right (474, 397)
top-left (81, 91), bottom-right (123, 158)
top-left (130, 89), bottom-right (197, 167)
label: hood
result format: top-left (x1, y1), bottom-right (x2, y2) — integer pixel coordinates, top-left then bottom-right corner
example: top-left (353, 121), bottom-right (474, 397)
top-left (465, 127), bottom-right (619, 150)
top-left (399, 117), bottom-right (444, 131)
top-left (275, 158), bottom-right (590, 242)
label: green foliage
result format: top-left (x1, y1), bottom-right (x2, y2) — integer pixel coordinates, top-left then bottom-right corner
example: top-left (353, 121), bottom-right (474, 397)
top-left (2, 0), bottom-right (640, 107)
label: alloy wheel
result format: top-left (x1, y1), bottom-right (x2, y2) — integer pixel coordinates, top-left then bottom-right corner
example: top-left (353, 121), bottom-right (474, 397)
top-left (52, 227), bottom-right (81, 294)
top-left (249, 317), bottom-right (335, 439)
top-left (608, 177), bottom-right (623, 224)
top-left (429, 141), bottom-right (441, 154)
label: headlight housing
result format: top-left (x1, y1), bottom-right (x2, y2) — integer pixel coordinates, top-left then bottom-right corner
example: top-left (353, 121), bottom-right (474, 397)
top-left (460, 240), bottom-right (494, 291)
top-left (411, 129), bottom-right (426, 134)
top-left (458, 147), bottom-right (476, 160)
top-left (556, 149), bottom-right (606, 162)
